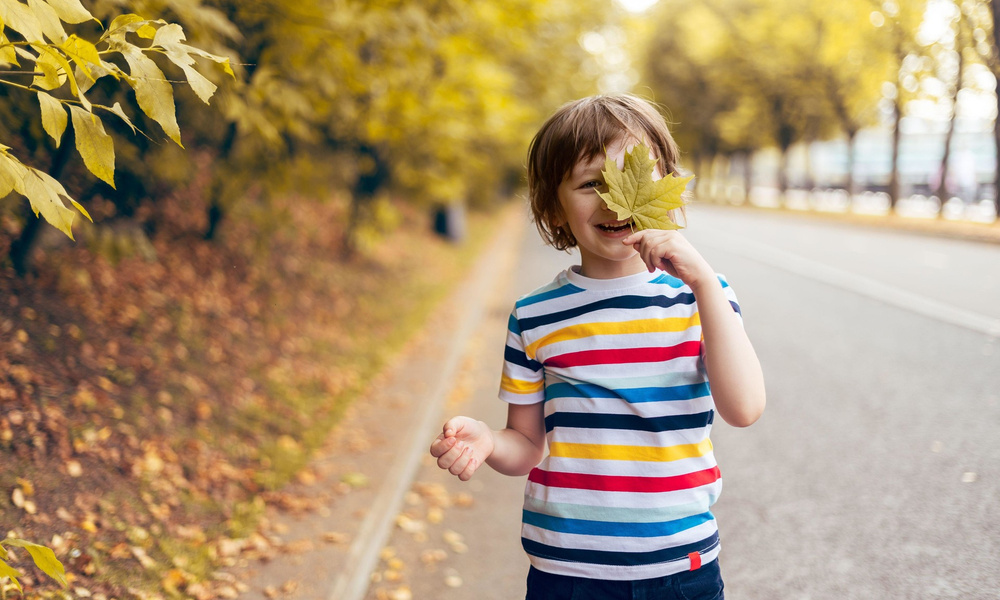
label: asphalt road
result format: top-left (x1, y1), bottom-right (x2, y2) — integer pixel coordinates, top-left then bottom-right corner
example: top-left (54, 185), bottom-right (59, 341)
top-left (365, 205), bottom-right (1000, 600)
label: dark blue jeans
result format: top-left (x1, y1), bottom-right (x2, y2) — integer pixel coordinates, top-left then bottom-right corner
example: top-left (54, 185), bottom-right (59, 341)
top-left (525, 560), bottom-right (724, 600)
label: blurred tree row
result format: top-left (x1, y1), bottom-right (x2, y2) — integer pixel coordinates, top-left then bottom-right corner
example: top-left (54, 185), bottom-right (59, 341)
top-left (2, 0), bottom-right (610, 275)
top-left (639, 0), bottom-right (1000, 216)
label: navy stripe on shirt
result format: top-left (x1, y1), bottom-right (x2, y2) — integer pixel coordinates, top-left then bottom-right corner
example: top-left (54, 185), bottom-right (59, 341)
top-left (517, 293), bottom-right (696, 333)
top-left (505, 344), bottom-right (543, 371)
top-left (544, 410), bottom-right (714, 434)
top-left (522, 531), bottom-right (720, 566)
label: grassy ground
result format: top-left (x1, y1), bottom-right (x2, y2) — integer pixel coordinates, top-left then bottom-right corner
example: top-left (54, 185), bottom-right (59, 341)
top-left (0, 191), bottom-right (504, 599)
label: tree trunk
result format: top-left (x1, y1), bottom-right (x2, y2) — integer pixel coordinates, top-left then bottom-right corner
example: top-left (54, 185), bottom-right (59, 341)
top-left (690, 151), bottom-right (706, 197)
top-left (937, 116), bottom-right (955, 208)
top-left (845, 129), bottom-right (858, 198)
top-left (341, 144), bottom-right (389, 258)
top-left (203, 123), bottom-right (240, 241)
top-left (994, 74), bottom-right (1000, 218)
top-left (777, 119), bottom-right (795, 205)
top-left (890, 91), bottom-right (903, 211)
top-left (697, 153), bottom-right (713, 201)
top-left (936, 46), bottom-right (964, 216)
top-left (10, 213), bottom-right (43, 277)
top-left (203, 37), bottom-right (265, 242)
top-left (803, 143), bottom-right (815, 190)
top-left (742, 152), bottom-right (753, 205)
top-left (778, 148), bottom-right (789, 200)
top-left (992, 0), bottom-right (1000, 218)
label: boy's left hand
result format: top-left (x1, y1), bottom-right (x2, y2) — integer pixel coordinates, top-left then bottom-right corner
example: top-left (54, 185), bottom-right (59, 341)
top-left (623, 229), bottom-right (715, 290)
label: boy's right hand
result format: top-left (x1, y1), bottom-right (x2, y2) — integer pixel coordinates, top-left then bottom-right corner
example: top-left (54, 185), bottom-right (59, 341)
top-left (429, 416), bottom-right (495, 481)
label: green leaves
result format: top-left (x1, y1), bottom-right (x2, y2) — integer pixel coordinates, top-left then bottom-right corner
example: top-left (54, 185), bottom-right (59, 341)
top-left (0, 4), bottom-right (235, 238)
top-left (0, 537), bottom-right (68, 592)
top-left (597, 142), bottom-right (693, 232)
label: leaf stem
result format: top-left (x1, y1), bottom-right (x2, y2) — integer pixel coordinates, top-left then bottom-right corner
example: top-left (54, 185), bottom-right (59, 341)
top-left (0, 79), bottom-right (40, 94)
top-left (0, 71), bottom-right (43, 78)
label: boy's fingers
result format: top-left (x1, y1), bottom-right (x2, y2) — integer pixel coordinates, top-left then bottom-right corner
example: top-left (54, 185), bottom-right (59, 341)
top-left (645, 240), bottom-right (669, 269)
top-left (622, 231), bottom-right (642, 246)
top-left (436, 446), bottom-right (460, 470)
top-left (458, 457), bottom-right (479, 482)
top-left (442, 416), bottom-right (468, 438)
top-left (448, 446), bottom-right (474, 476)
top-left (429, 435), bottom-right (456, 457)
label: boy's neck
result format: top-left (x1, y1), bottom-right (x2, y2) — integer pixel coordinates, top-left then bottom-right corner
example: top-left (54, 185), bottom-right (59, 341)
top-left (577, 253), bottom-right (649, 280)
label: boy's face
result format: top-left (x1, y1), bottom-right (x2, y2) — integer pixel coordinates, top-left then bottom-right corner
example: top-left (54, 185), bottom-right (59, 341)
top-left (556, 137), bottom-right (662, 279)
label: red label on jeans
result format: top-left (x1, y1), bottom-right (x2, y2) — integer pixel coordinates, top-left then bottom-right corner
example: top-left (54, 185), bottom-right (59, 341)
top-left (688, 552), bottom-right (702, 571)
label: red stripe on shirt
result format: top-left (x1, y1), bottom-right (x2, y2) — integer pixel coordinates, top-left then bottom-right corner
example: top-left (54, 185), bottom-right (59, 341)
top-left (528, 466), bottom-right (721, 493)
top-left (545, 341), bottom-right (702, 369)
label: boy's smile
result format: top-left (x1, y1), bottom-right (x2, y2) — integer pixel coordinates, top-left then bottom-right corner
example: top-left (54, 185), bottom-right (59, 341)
top-left (556, 137), bottom-right (660, 279)
top-left (595, 219), bottom-right (632, 233)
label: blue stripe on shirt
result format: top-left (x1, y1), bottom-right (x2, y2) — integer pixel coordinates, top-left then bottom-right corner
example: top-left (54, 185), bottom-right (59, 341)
top-left (545, 382), bottom-right (710, 404)
top-left (522, 510), bottom-right (714, 538)
top-left (516, 283), bottom-right (585, 308)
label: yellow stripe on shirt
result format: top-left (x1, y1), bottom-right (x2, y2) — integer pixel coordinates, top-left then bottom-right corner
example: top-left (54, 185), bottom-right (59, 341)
top-left (500, 374), bottom-right (545, 395)
top-left (524, 315), bottom-right (701, 359)
top-left (549, 437), bottom-right (713, 463)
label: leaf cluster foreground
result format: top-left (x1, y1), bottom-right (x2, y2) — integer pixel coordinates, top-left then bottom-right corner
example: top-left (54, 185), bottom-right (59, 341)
top-left (0, 185), bottom-right (494, 598)
top-left (597, 142), bottom-right (692, 232)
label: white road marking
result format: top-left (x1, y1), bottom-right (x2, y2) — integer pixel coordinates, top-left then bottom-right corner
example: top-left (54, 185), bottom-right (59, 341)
top-left (699, 231), bottom-right (1000, 338)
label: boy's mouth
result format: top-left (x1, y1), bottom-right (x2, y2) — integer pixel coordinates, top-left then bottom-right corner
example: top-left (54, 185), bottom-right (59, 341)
top-left (596, 219), bottom-right (632, 233)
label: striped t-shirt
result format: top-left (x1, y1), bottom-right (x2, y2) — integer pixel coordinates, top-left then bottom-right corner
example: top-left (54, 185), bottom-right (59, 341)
top-left (499, 266), bottom-right (742, 581)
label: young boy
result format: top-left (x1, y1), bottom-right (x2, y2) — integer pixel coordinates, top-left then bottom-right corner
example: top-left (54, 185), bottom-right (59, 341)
top-left (429, 94), bottom-right (765, 600)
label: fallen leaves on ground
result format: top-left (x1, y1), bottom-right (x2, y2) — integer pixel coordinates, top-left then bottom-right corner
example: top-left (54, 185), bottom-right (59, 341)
top-left (321, 531), bottom-right (349, 545)
top-left (443, 568), bottom-right (463, 588)
top-left (0, 187), bottom-right (496, 598)
top-left (368, 474), bottom-right (483, 599)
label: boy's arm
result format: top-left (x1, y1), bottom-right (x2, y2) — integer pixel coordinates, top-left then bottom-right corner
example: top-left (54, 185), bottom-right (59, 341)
top-left (689, 276), bottom-right (766, 427)
top-left (430, 402), bottom-right (546, 481)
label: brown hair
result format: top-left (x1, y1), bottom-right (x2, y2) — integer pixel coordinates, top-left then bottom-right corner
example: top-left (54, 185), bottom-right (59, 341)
top-left (526, 94), bottom-right (683, 251)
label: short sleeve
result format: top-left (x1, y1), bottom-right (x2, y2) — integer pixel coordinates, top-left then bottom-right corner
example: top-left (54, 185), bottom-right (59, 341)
top-left (701, 274), bottom-right (743, 364)
top-left (718, 274), bottom-right (743, 323)
top-left (498, 308), bottom-right (545, 405)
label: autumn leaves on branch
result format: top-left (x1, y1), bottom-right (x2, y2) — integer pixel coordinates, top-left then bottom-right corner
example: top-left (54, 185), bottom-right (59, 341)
top-left (0, 0), bottom-right (233, 240)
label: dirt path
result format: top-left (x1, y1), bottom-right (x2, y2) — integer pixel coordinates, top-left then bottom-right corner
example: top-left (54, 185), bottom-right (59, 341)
top-left (224, 204), bottom-right (528, 600)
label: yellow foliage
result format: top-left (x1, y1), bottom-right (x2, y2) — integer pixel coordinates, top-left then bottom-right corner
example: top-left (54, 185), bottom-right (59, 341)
top-left (1, 3), bottom-right (233, 238)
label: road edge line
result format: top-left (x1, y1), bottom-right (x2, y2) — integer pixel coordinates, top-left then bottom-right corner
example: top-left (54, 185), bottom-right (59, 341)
top-left (701, 230), bottom-right (1000, 338)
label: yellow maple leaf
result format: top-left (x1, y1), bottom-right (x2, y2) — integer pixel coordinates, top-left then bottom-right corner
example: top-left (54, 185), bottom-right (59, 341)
top-left (597, 141), bottom-right (693, 232)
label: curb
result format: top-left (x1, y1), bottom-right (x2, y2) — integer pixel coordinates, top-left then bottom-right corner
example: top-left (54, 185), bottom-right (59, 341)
top-left (699, 200), bottom-right (1000, 246)
top-left (326, 205), bottom-right (527, 600)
